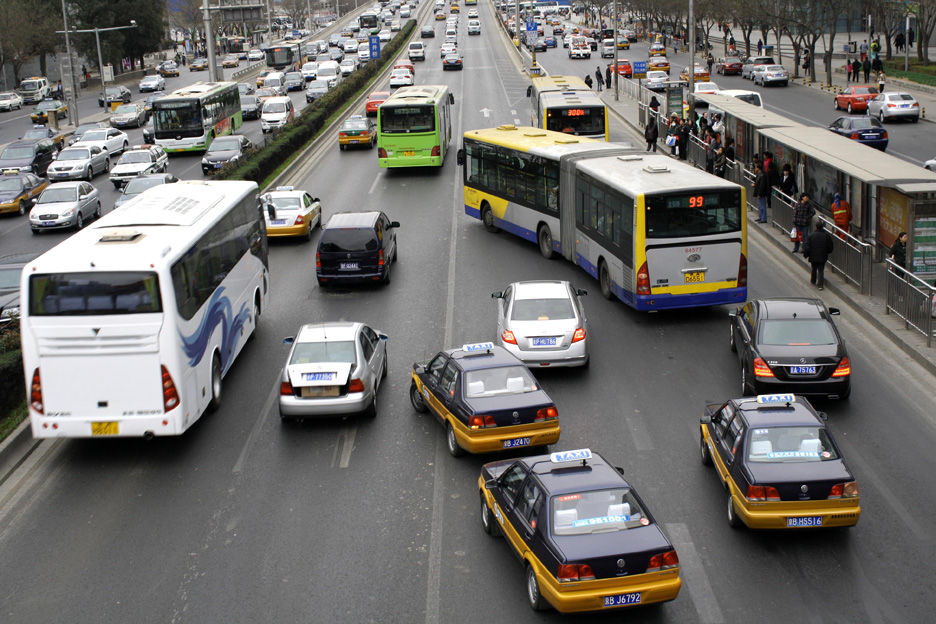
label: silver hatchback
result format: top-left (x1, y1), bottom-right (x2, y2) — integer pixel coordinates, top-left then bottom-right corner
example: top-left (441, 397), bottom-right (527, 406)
top-left (29, 181), bottom-right (101, 233)
top-left (492, 280), bottom-right (589, 368)
top-left (278, 322), bottom-right (389, 420)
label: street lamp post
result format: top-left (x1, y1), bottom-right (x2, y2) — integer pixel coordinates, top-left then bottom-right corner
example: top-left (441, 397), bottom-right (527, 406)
top-left (59, 22), bottom-right (138, 112)
top-left (59, 0), bottom-right (79, 126)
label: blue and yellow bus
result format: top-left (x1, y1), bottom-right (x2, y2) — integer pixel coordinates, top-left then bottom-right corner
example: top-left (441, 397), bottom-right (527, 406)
top-left (527, 76), bottom-right (609, 141)
top-left (458, 126), bottom-right (747, 310)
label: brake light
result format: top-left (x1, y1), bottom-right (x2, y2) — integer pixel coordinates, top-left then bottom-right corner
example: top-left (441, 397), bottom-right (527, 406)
top-left (360, 130), bottom-right (369, 137)
top-left (882, 131), bottom-right (888, 139)
top-left (850, 133), bottom-right (860, 140)
top-left (30, 368), bottom-right (43, 414)
top-left (887, 103), bottom-right (896, 108)
top-left (828, 483), bottom-right (843, 499)
top-left (647, 550), bottom-right (679, 572)
top-left (746, 485), bottom-right (765, 501)
top-left (738, 253), bottom-right (747, 286)
top-left (161, 365), bottom-right (179, 412)
top-left (571, 328), bottom-right (586, 342)
top-left (378, 147), bottom-right (387, 158)
top-left (831, 357), bottom-right (851, 377)
top-left (431, 145), bottom-right (441, 157)
top-left (912, 102), bottom-right (920, 107)
top-left (348, 379), bottom-right (365, 393)
top-left (339, 131), bottom-right (347, 137)
top-left (469, 414), bottom-right (496, 429)
top-left (316, 251), bottom-right (321, 268)
top-left (557, 563), bottom-right (595, 582)
top-left (295, 214), bottom-right (304, 225)
top-left (535, 406), bottom-right (558, 421)
top-left (753, 357), bottom-right (774, 377)
top-left (378, 249), bottom-right (385, 266)
top-left (765, 486), bottom-right (780, 501)
top-left (280, 381), bottom-right (293, 396)
top-left (636, 261), bottom-right (650, 295)
top-left (501, 330), bottom-right (517, 344)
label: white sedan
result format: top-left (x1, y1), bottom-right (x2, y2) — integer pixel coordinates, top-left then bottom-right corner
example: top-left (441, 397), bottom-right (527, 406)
top-left (389, 68), bottom-right (414, 88)
top-left (74, 128), bottom-right (130, 155)
top-left (248, 48), bottom-right (264, 61)
top-left (378, 29), bottom-right (392, 42)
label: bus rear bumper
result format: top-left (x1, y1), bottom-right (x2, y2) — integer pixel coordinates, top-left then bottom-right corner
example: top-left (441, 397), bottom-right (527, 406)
top-left (378, 156), bottom-right (441, 168)
top-left (633, 287), bottom-right (747, 310)
top-left (30, 414), bottom-right (182, 438)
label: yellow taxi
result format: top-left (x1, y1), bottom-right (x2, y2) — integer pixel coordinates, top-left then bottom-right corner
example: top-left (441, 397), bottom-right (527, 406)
top-left (256, 70), bottom-right (272, 88)
top-left (0, 170), bottom-right (48, 215)
top-left (648, 56), bottom-right (671, 73)
top-left (30, 98), bottom-right (67, 124)
top-left (221, 54), bottom-right (240, 68)
top-left (20, 125), bottom-right (65, 151)
top-left (450, 3), bottom-right (460, 13)
top-left (338, 115), bottom-right (377, 150)
top-left (680, 64), bottom-right (710, 82)
top-left (435, 10), bottom-right (446, 19)
top-left (616, 36), bottom-right (630, 49)
top-left (158, 61), bottom-right (180, 77)
top-left (262, 186), bottom-right (322, 240)
top-left (648, 42), bottom-right (667, 57)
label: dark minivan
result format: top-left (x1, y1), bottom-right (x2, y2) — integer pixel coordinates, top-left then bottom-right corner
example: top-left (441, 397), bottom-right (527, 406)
top-left (0, 139), bottom-right (57, 176)
top-left (316, 211), bottom-right (399, 286)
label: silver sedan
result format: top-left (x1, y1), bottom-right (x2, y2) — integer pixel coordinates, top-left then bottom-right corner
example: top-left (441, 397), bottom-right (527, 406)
top-left (278, 322), bottom-right (388, 420)
top-left (29, 181), bottom-right (101, 233)
top-left (867, 92), bottom-right (920, 122)
top-left (492, 280), bottom-right (590, 368)
top-left (46, 145), bottom-right (109, 181)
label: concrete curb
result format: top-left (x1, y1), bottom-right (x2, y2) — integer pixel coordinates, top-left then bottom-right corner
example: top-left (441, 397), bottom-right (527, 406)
top-left (0, 419), bottom-right (39, 488)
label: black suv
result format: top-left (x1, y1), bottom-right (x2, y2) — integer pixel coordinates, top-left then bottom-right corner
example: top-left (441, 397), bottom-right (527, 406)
top-left (316, 211), bottom-right (399, 287)
top-left (0, 139), bottom-right (57, 176)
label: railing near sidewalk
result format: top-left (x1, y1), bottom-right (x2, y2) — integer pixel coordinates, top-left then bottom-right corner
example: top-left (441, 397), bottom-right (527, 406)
top-left (885, 259), bottom-right (936, 346)
top-left (815, 215), bottom-right (875, 295)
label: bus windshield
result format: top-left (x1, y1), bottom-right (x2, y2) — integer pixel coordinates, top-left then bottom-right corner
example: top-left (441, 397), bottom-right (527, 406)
top-left (545, 106), bottom-right (604, 135)
top-left (380, 105), bottom-right (436, 133)
top-left (153, 101), bottom-right (204, 138)
top-left (29, 272), bottom-right (163, 316)
top-left (644, 190), bottom-right (742, 238)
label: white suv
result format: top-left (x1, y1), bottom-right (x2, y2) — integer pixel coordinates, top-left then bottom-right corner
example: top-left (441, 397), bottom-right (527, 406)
top-left (408, 41), bottom-right (426, 61)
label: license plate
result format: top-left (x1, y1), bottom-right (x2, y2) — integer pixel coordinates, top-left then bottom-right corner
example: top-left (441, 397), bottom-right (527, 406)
top-left (42, 221), bottom-right (55, 226)
top-left (214, 163), bottom-right (222, 168)
top-left (603, 593), bottom-right (642, 607)
top-left (303, 372), bottom-right (336, 381)
top-left (531, 337), bottom-right (557, 346)
top-left (340, 262), bottom-right (359, 270)
top-left (404, 151), bottom-right (415, 156)
top-left (502, 437), bottom-right (531, 449)
top-left (789, 366), bottom-right (816, 374)
top-left (271, 219), bottom-right (286, 225)
top-left (351, 140), bottom-right (358, 143)
top-left (58, 173), bottom-right (69, 177)
top-left (301, 386), bottom-right (340, 398)
top-left (787, 516), bottom-right (822, 527)
top-left (900, 104), bottom-right (909, 108)
top-left (91, 421), bottom-right (119, 436)
top-left (684, 271), bottom-right (704, 283)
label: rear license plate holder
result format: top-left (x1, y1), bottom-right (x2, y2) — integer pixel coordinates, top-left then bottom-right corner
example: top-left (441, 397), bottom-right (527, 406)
top-left (301, 386), bottom-right (340, 398)
top-left (603, 593), bottom-right (641, 607)
top-left (684, 271), bottom-right (704, 283)
top-left (502, 437), bottom-right (531, 449)
top-left (92, 421), bottom-right (119, 436)
top-left (531, 337), bottom-right (557, 347)
top-left (404, 150), bottom-right (415, 156)
top-left (789, 366), bottom-right (816, 374)
top-left (787, 516), bottom-right (822, 527)
top-left (340, 262), bottom-right (359, 270)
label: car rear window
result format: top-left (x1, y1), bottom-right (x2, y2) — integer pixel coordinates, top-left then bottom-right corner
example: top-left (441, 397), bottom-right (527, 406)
top-left (464, 365), bottom-right (538, 397)
top-left (320, 228), bottom-right (379, 252)
top-left (552, 488), bottom-right (649, 535)
top-left (289, 340), bottom-right (356, 365)
top-left (747, 427), bottom-right (839, 462)
top-left (511, 298), bottom-right (574, 321)
top-left (758, 319), bottom-right (837, 345)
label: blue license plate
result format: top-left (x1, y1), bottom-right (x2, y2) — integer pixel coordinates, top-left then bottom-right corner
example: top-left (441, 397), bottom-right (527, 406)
top-left (787, 516), bottom-right (822, 527)
top-left (531, 337), bottom-right (557, 347)
top-left (350, 140), bottom-right (358, 143)
top-left (213, 163), bottom-right (222, 168)
top-left (58, 173), bottom-right (69, 177)
top-left (303, 372), bottom-right (336, 381)
top-left (340, 262), bottom-right (359, 270)
top-left (271, 219), bottom-right (286, 225)
top-left (603, 593), bottom-right (641, 607)
top-left (789, 366), bottom-right (816, 374)
top-left (41, 221), bottom-right (55, 226)
top-left (502, 437), bottom-right (531, 449)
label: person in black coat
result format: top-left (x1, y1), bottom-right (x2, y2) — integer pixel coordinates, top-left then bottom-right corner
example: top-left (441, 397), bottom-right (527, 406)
top-left (645, 117), bottom-right (658, 151)
top-left (803, 220), bottom-right (834, 290)
top-left (605, 65), bottom-right (612, 90)
top-left (677, 120), bottom-right (690, 160)
top-left (890, 232), bottom-right (908, 272)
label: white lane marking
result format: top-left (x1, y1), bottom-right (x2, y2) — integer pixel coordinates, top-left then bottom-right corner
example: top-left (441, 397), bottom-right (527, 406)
top-left (623, 409), bottom-right (654, 450)
top-left (331, 425), bottom-right (357, 468)
top-left (368, 170), bottom-right (381, 195)
top-left (665, 523), bottom-right (725, 624)
top-left (510, 109), bottom-right (516, 115)
top-left (232, 378), bottom-right (278, 473)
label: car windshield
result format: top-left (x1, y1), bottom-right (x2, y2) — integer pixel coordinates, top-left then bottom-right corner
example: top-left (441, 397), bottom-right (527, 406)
top-left (22, 130), bottom-right (47, 139)
top-left (289, 340), bottom-right (356, 365)
top-left (551, 488), bottom-right (649, 536)
top-left (286, 72), bottom-right (302, 80)
top-left (208, 137), bottom-right (240, 152)
top-left (57, 149), bottom-right (91, 161)
top-left (263, 102), bottom-right (287, 114)
top-left (114, 105), bottom-right (136, 114)
top-left (105, 88), bottom-right (123, 97)
top-left (0, 94), bottom-right (15, 101)
top-left (511, 298), bottom-right (574, 321)
top-left (0, 178), bottom-right (24, 192)
top-left (240, 96), bottom-right (257, 108)
top-left (1, 146), bottom-right (35, 159)
top-left (759, 319), bottom-right (837, 345)
top-left (37, 101), bottom-right (58, 110)
top-left (123, 177), bottom-right (165, 195)
top-left (464, 365), bottom-right (538, 397)
top-left (308, 81), bottom-right (328, 90)
top-left (0, 267), bottom-right (21, 289)
top-left (747, 426), bottom-right (840, 463)
top-left (81, 130), bottom-right (109, 142)
top-left (38, 187), bottom-right (78, 203)
top-left (119, 152), bottom-right (152, 164)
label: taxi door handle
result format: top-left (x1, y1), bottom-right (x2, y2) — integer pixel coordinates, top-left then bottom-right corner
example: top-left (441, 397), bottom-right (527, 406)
top-left (524, 531), bottom-right (534, 540)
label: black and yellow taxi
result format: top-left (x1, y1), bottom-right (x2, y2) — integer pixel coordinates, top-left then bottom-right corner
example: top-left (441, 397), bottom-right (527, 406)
top-left (20, 125), bottom-right (64, 151)
top-left (700, 394), bottom-right (861, 529)
top-left (30, 98), bottom-right (67, 124)
top-left (410, 342), bottom-right (560, 457)
top-left (338, 115), bottom-right (377, 150)
top-left (479, 448), bottom-right (682, 613)
top-left (158, 61), bottom-right (180, 77)
top-left (0, 170), bottom-right (48, 215)
top-left (450, 3), bottom-right (460, 12)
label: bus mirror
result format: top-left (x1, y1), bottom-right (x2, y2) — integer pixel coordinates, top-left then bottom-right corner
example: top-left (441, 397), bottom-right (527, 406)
top-left (449, 92), bottom-right (455, 105)
top-left (456, 148), bottom-right (464, 166)
top-left (526, 85), bottom-right (532, 97)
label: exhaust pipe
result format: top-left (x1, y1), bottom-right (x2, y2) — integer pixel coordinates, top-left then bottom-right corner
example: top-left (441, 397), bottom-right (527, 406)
top-left (143, 431), bottom-right (155, 441)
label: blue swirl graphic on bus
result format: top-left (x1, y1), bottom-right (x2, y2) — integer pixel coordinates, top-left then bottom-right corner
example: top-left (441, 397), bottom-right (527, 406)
top-left (179, 288), bottom-right (251, 373)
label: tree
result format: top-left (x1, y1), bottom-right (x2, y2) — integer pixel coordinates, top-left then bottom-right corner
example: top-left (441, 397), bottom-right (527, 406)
top-left (280, 0), bottom-right (311, 30)
top-left (70, 0), bottom-right (167, 74)
top-left (0, 0), bottom-right (35, 84)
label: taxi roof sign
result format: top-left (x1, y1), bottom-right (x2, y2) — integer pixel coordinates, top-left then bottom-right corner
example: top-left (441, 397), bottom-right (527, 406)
top-left (756, 394), bottom-right (796, 404)
top-left (462, 341), bottom-right (493, 353)
top-left (550, 448), bottom-right (592, 463)
top-left (275, 186), bottom-right (294, 191)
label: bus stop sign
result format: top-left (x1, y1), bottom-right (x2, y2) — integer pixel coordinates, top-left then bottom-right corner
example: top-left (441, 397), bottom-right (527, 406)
top-left (369, 36), bottom-right (381, 60)
top-left (632, 61), bottom-right (647, 79)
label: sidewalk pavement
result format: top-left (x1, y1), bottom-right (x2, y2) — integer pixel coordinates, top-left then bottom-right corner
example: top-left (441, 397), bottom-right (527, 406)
top-left (596, 86), bottom-right (936, 378)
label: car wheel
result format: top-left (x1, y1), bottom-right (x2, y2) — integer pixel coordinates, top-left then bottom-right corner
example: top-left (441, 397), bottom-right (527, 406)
top-left (537, 224), bottom-right (554, 259)
top-left (729, 323), bottom-right (737, 352)
top-left (94, 202), bottom-right (101, 220)
top-left (481, 203), bottom-right (499, 233)
top-left (599, 260), bottom-right (612, 300)
top-left (410, 383), bottom-right (428, 413)
top-left (741, 365), bottom-right (751, 396)
top-left (381, 352), bottom-right (388, 379)
top-left (700, 432), bottom-right (712, 465)
top-left (18, 200), bottom-right (27, 216)
top-left (879, 111), bottom-right (885, 123)
top-left (481, 495), bottom-right (501, 536)
top-left (526, 565), bottom-right (548, 611)
top-left (113, 182), bottom-right (122, 190)
top-left (339, 143), bottom-right (345, 150)
top-left (76, 212), bottom-right (84, 230)
top-left (31, 228), bottom-right (38, 235)
top-left (727, 491), bottom-right (742, 528)
top-left (122, 142), bottom-right (128, 153)
top-left (103, 159), bottom-right (109, 173)
top-left (208, 354), bottom-right (223, 412)
top-left (446, 422), bottom-right (464, 457)
top-left (364, 392), bottom-right (378, 418)
top-left (847, 102), bottom-right (853, 114)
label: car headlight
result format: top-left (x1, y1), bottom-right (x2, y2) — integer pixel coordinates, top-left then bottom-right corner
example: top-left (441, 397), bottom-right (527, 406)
top-left (62, 208), bottom-right (74, 217)
top-left (21, 166), bottom-right (32, 172)
top-left (1, 307), bottom-right (19, 319)
top-left (201, 158), bottom-right (209, 165)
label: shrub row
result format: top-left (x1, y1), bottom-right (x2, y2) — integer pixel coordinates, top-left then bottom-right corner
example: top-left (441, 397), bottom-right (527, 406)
top-left (217, 20), bottom-right (418, 185)
top-left (883, 60), bottom-right (936, 88)
top-left (0, 348), bottom-right (24, 420)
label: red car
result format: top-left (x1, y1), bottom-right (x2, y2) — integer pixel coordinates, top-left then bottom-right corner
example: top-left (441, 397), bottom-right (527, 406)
top-left (609, 60), bottom-right (633, 78)
top-left (366, 91), bottom-right (390, 117)
top-left (834, 85), bottom-right (880, 114)
top-left (716, 57), bottom-right (743, 75)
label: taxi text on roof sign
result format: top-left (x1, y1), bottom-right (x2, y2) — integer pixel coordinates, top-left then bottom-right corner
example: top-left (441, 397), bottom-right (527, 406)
top-left (462, 342), bottom-right (494, 352)
top-left (756, 394), bottom-right (796, 404)
top-left (276, 186), bottom-right (294, 191)
top-left (550, 448), bottom-right (592, 463)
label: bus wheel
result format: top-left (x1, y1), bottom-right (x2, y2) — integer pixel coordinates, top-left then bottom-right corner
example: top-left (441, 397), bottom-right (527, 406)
top-left (599, 261), bottom-right (612, 300)
top-left (250, 293), bottom-right (261, 339)
top-left (537, 225), bottom-right (554, 259)
top-left (208, 354), bottom-right (223, 412)
top-left (481, 204), bottom-right (499, 233)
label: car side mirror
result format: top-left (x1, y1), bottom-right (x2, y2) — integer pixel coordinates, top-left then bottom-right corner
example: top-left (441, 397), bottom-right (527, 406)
top-left (312, 197), bottom-right (320, 202)
top-left (727, 310), bottom-right (738, 318)
top-left (79, 193), bottom-right (88, 199)
top-left (818, 411), bottom-right (828, 421)
top-left (828, 307), bottom-right (840, 315)
top-left (389, 221), bottom-right (400, 228)
top-left (615, 466), bottom-right (625, 475)
top-left (413, 362), bottom-right (425, 374)
top-left (449, 92), bottom-right (455, 105)
top-left (484, 478), bottom-right (498, 490)
top-left (267, 203), bottom-right (277, 221)
top-left (283, 336), bottom-right (295, 344)
top-left (378, 333), bottom-right (389, 341)
top-left (456, 148), bottom-right (465, 166)
top-left (576, 289), bottom-right (587, 296)
top-left (491, 291), bottom-right (503, 299)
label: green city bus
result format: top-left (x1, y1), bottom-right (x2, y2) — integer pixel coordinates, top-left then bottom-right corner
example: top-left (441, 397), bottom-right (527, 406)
top-left (377, 85), bottom-right (455, 168)
top-left (153, 82), bottom-right (242, 153)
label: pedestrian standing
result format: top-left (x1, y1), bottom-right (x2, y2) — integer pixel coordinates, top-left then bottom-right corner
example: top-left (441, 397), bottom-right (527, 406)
top-left (605, 65), bottom-right (612, 90)
top-left (909, 27), bottom-right (915, 49)
top-left (792, 192), bottom-right (815, 253)
top-left (890, 232), bottom-right (908, 273)
top-left (804, 221), bottom-right (834, 290)
top-left (707, 55), bottom-right (714, 76)
top-left (724, 137), bottom-right (735, 162)
top-left (862, 58), bottom-right (871, 83)
top-left (753, 163), bottom-right (770, 223)
top-left (845, 60), bottom-right (853, 85)
top-left (859, 40), bottom-right (868, 62)
top-left (852, 60), bottom-right (860, 82)
top-left (595, 67), bottom-right (604, 91)
top-left (757, 39), bottom-right (763, 55)
top-left (645, 116), bottom-right (658, 152)
top-left (667, 114), bottom-right (679, 156)
top-left (780, 164), bottom-right (798, 197)
top-left (714, 145), bottom-right (726, 178)
top-left (677, 119), bottom-right (690, 160)
top-left (831, 193), bottom-right (852, 238)
top-left (877, 71), bottom-right (886, 94)
top-left (649, 95), bottom-right (660, 112)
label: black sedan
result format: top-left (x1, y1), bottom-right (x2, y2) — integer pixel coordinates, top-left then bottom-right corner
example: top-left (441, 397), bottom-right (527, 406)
top-left (729, 298), bottom-right (850, 399)
top-left (421, 26), bottom-right (435, 38)
top-left (200, 135), bottom-right (253, 175)
top-left (479, 448), bottom-right (682, 612)
top-left (442, 53), bottom-right (464, 70)
top-left (828, 116), bottom-right (888, 151)
top-left (98, 85), bottom-right (131, 108)
top-left (240, 95), bottom-right (261, 120)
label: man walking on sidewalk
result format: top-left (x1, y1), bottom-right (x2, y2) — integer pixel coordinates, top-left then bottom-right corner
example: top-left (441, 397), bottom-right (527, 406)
top-left (804, 221), bottom-right (834, 290)
top-left (645, 116), bottom-right (658, 152)
top-left (862, 57), bottom-right (871, 83)
top-left (595, 67), bottom-right (604, 91)
top-left (792, 192), bottom-right (815, 254)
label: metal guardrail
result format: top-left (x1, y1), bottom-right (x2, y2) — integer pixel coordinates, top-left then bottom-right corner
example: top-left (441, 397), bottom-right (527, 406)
top-left (885, 259), bottom-right (936, 346)
top-left (232, 62), bottom-right (265, 81)
top-left (816, 215), bottom-right (875, 295)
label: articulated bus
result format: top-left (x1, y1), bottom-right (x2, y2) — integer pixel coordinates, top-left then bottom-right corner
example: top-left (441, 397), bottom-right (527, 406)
top-left (458, 126), bottom-right (747, 310)
top-left (21, 181), bottom-right (270, 438)
top-left (527, 76), bottom-right (609, 140)
top-left (359, 11), bottom-right (381, 34)
top-left (265, 42), bottom-right (301, 71)
top-left (153, 82), bottom-right (242, 152)
top-left (378, 85), bottom-right (455, 168)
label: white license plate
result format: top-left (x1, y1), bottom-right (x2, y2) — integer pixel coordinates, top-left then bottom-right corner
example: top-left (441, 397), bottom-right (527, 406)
top-left (303, 372), bottom-right (336, 381)
top-left (603, 593), bottom-right (641, 607)
top-left (789, 366), bottom-right (816, 374)
top-left (787, 516), bottom-right (822, 527)
top-left (340, 262), bottom-right (359, 270)
top-left (531, 337), bottom-right (557, 347)
top-left (502, 437), bottom-right (531, 449)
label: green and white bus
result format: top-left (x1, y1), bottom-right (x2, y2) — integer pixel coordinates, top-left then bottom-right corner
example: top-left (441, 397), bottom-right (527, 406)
top-left (527, 76), bottom-right (609, 141)
top-left (153, 82), bottom-right (242, 153)
top-left (377, 85), bottom-right (456, 168)
top-left (359, 11), bottom-right (381, 34)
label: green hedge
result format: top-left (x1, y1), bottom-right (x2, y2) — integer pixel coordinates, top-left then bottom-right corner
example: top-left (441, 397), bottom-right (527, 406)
top-left (0, 348), bottom-right (24, 420)
top-left (217, 20), bottom-right (418, 185)
top-left (883, 60), bottom-right (936, 87)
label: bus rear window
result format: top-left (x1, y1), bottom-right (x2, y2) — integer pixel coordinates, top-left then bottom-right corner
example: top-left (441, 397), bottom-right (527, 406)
top-left (545, 106), bottom-right (604, 136)
top-left (380, 105), bottom-right (436, 133)
top-left (644, 190), bottom-right (742, 238)
top-left (29, 272), bottom-right (162, 316)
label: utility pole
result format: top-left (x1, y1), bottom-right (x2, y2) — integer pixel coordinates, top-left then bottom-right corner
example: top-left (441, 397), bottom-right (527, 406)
top-left (59, 0), bottom-right (79, 126)
top-left (204, 0), bottom-right (219, 82)
top-left (613, 0), bottom-right (618, 101)
top-left (688, 0), bottom-right (695, 123)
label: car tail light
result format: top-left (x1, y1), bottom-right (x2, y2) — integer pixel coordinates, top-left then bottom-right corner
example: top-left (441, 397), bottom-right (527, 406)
top-left (753, 357), bottom-right (774, 378)
top-left (161, 365), bottom-right (179, 412)
top-left (738, 253), bottom-right (748, 286)
top-left (882, 131), bottom-right (888, 139)
top-left (535, 407), bottom-right (558, 421)
top-left (832, 357), bottom-right (851, 377)
top-left (557, 563), bottom-right (595, 582)
top-left (348, 379), bottom-right (365, 393)
top-left (316, 251), bottom-right (321, 269)
top-left (378, 147), bottom-right (387, 158)
top-left (30, 368), bottom-right (43, 414)
top-left (850, 133), bottom-right (860, 140)
top-left (501, 330), bottom-right (517, 344)
top-left (828, 481), bottom-right (859, 499)
top-left (912, 102), bottom-right (920, 107)
top-left (295, 214), bottom-right (304, 225)
top-left (646, 550), bottom-right (679, 572)
top-left (571, 328), bottom-right (586, 342)
top-left (747, 485), bottom-right (766, 501)
top-left (469, 414), bottom-right (496, 429)
top-left (378, 249), bottom-right (385, 266)
top-left (636, 261), bottom-right (650, 295)
top-left (280, 381), bottom-right (293, 396)
top-left (360, 130), bottom-right (369, 137)
top-left (431, 145), bottom-right (441, 157)
top-left (339, 131), bottom-right (347, 137)
top-left (887, 103), bottom-right (896, 108)
top-left (765, 486), bottom-right (780, 501)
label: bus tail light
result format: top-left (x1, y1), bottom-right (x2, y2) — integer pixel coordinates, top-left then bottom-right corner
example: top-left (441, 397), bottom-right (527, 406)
top-left (316, 251), bottom-right (321, 268)
top-left (280, 381), bottom-right (293, 396)
top-left (571, 328), bottom-right (586, 342)
top-left (501, 330), bottom-right (517, 344)
top-left (348, 379), bottom-right (365, 393)
top-left (30, 368), bottom-right (43, 414)
top-left (557, 563), bottom-right (595, 582)
top-left (738, 253), bottom-right (748, 286)
top-left (832, 357), bottom-right (850, 377)
top-left (378, 148), bottom-right (387, 158)
top-left (378, 249), bottom-right (385, 266)
top-left (647, 550), bottom-right (679, 572)
top-left (161, 365), bottom-right (180, 412)
top-left (535, 407), bottom-right (558, 421)
top-left (636, 262), bottom-right (650, 295)
top-left (753, 357), bottom-right (774, 377)
top-left (469, 415), bottom-right (496, 429)
top-left (431, 145), bottom-right (441, 157)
